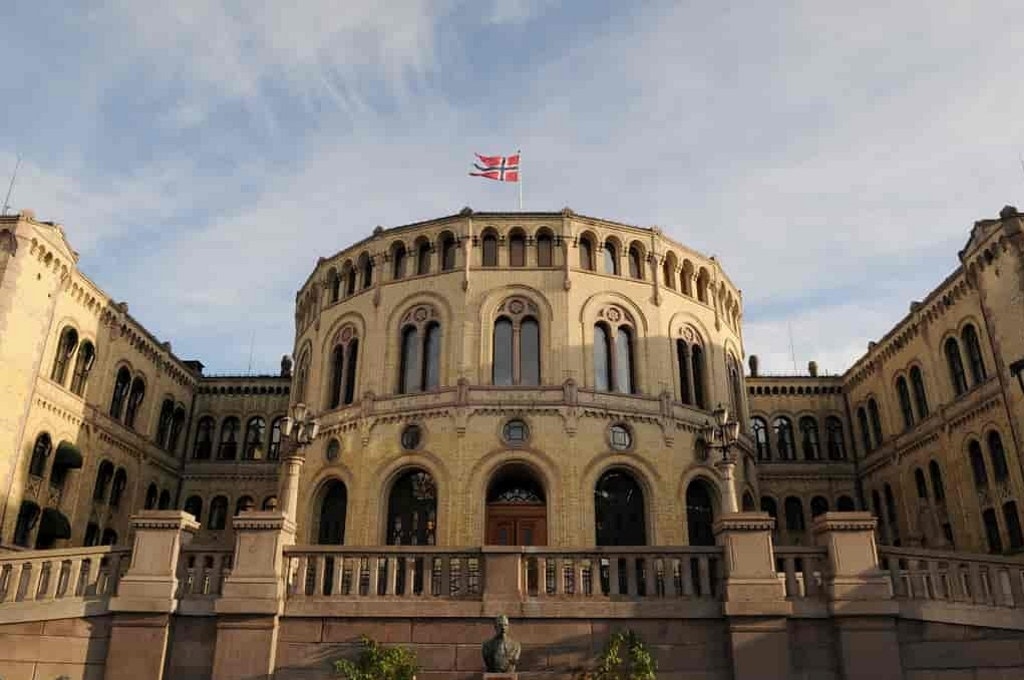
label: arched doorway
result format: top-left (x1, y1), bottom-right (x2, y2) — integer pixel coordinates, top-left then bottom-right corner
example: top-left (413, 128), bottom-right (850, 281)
top-left (595, 469), bottom-right (646, 546)
top-left (318, 480), bottom-right (347, 544)
top-left (386, 468), bottom-right (437, 545)
top-left (485, 464), bottom-right (547, 546)
top-left (686, 479), bottom-right (716, 546)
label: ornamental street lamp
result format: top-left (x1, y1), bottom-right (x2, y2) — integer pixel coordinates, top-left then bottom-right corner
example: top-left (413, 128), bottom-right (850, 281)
top-left (702, 404), bottom-right (742, 514)
top-left (278, 403), bottom-right (320, 522)
top-left (281, 402), bottom-right (320, 446)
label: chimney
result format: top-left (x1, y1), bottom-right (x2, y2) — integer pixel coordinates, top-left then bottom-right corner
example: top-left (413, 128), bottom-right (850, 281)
top-left (808, 360), bottom-right (818, 377)
top-left (748, 354), bottom-right (759, 377)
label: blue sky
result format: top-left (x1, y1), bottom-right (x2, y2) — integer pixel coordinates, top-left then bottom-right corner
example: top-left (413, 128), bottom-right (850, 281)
top-left (2, 0), bottom-right (1022, 375)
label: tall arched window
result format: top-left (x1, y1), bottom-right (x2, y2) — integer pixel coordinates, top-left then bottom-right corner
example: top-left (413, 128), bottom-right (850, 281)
top-left (969, 440), bottom-right (988, 489)
top-left (208, 496), bottom-right (228, 530)
top-left (342, 262), bottom-right (356, 296)
top-left (910, 366), bottom-right (929, 419)
top-left (773, 417), bottom-right (795, 460)
top-left (51, 327), bottom-right (79, 385)
top-left (268, 417), bottom-right (284, 460)
top-left (784, 497), bottom-right (805, 534)
top-left (929, 460), bottom-right (945, 503)
top-left (193, 416), bottom-right (214, 459)
top-left (596, 469), bottom-right (647, 546)
top-left (358, 252), bottom-right (373, 289)
top-left (183, 495), bottom-right (203, 520)
top-left (578, 236), bottom-right (594, 270)
top-left (825, 416), bottom-right (846, 460)
top-left (481, 231), bottom-right (498, 267)
top-left (328, 268), bottom-right (341, 301)
top-left (318, 481), bottom-right (348, 544)
top-left (662, 254), bottom-right (676, 290)
top-left (536, 230), bottom-right (553, 267)
top-left (158, 489), bottom-right (171, 509)
top-left (615, 326), bottom-right (635, 394)
top-left (294, 350), bottom-right (310, 404)
top-left (594, 324), bottom-right (612, 392)
top-left (93, 461), bottom-right (114, 502)
top-left (109, 367), bottom-right (131, 420)
top-left (156, 399), bottom-right (175, 448)
top-left (440, 233), bottom-right (457, 271)
top-left (1004, 502), bottom-right (1023, 550)
top-left (727, 355), bottom-right (743, 424)
top-left (945, 337), bottom-right (968, 396)
top-left (69, 341), bottom-right (95, 396)
top-left (243, 417), bottom-right (266, 460)
top-left (896, 377), bottom-right (914, 430)
top-left (491, 299), bottom-right (541, 387)
top-left (509, 230), bottom-right (526, 267)
top-left (416, 239), bottom-right (431, 275)
top-left (962, 324), bottom-right (986, 385)
top-left (691, 345), bottom-right (705, 408)
top-left (29, 433), bottom-right (52, 477)
top-left (867, 398), bottom-right (883, 447)
top-left (218, 417), bottom-right (240, 460)
top-left (234, 495), bottom-right (254, 515)
top-left (799, 416), bottom-right (820, 460)
top-left (696, 269), bottom-right (710, 303)
top-left (124, 377), bottom-right (146, 429)
top-left (328, 325), bottom-right (360, 408)
top-left (810, 496), bottom-right (829, 518)
top-left (988, 431), bottom-right (1009, 483)
top-left (627, 244), bottom-right (643, 279)
top-left (685, 479), bottom-right (715, 546)
top-left (837, 495), bottom-right (856, 511)
top-left (110, 468), bottom-right (127, 508)
top-left (676, 333), bottom-right (706, 408)
top-left (760, 497), bottom-right (778, 524)
top-left (883, 484), bottom-right (899, 545)
top-left (144, 483), bottom-right (158, 510)
top-left (857, 407), bottom-right (872, 453)
top-left (397, 305), bottom-right (442, 394)
top-left (603, 240), bottom-right (619, 275)
top-left (387, 469), bottom-right (437, 545)
top-left (168, 407), bottom-right (186, 453)
top-left (391, 243), bottom-right (407, 280)
top-left (914, 468), bottom-right (928, 499)
top-left (983, 508), bottom-right (1003, 554)
top-left (592, 307), bottom-right (637, 394)
top-left (751, 417), bottom-right (770, 460)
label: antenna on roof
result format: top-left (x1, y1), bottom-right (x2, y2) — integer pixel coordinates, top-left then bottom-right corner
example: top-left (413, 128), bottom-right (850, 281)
top-left (788, 321), bottom-right (798, 374)
top-left (246, 329), bottom-right (255, 376)
top-left (2, 154), bottom-right (22, 217)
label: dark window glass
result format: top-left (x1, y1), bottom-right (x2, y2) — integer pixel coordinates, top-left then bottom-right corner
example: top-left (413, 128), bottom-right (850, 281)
top-left (399, 326), bottom-right (420, 394)
top-left (883, 484), bottom-right (900, 544)
top-left (520, 318), bottom-right (540, 386)
top-left (392, 245), bottom-right (406, 280)
top-left (158, 489), bottom-right (171, 509)
top-left (826, 416), bottom-right (846, 460)
top-left (910, 366), bottom-right (929, 418)
top-left (686, 480), bottom-right (715, 546)
top-left (603, 242), bottom-right (618, 275)
top-left (109, 367), bottom-right (131, 420)
top-left (325, 438), bottom-right (341, 461)
top-left (1004, 502), bottom-right (1023, 550)
top-left (837, 495), bottom-right (856, 511)
top-left (209, 496), bottom-right (228, 530)
top-left (857, 407), bottom-right (873, 453)
top-left (218, 417), bottom-right (240, 460)
top-left (110, 469), bottom-right (127, 508)
top-left (29, 433), bottom-right (51, 477)
top-left (387, 469), bottom-right (437, 545)
top-left (868, 399), bottom-right (883, 446)
top-left (662, 259), bottom-right (675, 289)
top-left (482, 234), bottom-right (498, 267)
top-left (268, 418), bottom-right (283, 460)
top-left (929, 461), bottom-right (946, 502)
top-left (945, 338), bottom-right (968, 396)
top-left (93, 461), bottom-right (114, 502)
top-left (502, 420), bottom-right (529, 444)
top-left (183, 496), bottom-right (203, 520)
top-left (144, 483), bottom-right (158, 510)
top-left (773, 417), bottom-right (795, 460)
top-left (156, 400), bottom-right (174, 448)
top-left (628, 246), bottom-right (642, 279)
top-left (51, 327), bottom-right (78, 385)
top-left (962, 325), bottom-right (987, 385)
top-left (691, 345), bottom-right (706, 408)
top-left (536, 233), bottom-right (553, 267)
top-left (509, 232), bottom-right (525, 267)
top-left (69, 342), bottom-right (95, 396)
top-left (785, 497), bottom-right (805, 533)
top-left (969, 440), bottom-right (988, 489)
top-left (424, 323), bottom-right (441, 390)
top-left (579, 238), bottom-right (593, 270)
top-left (915, 468), bottom-right (928, 499)
top-left (319, 481), bottom-right (347, 545)
top-left (897, 377), bottom-right (914, 430)
top-left (343, 339), bottom-right (359, 405)
top-left (799, 417), bottom-right (820, 460)
top-left (810, 496), bottom-right (829, 517)
top-left (615, 327), bottom-right (634, 394)
top-left (983, 508), bottom-right (1003, 554)
top-left (243, 417), bottom-right (266, 460)
top-left (596, 470), bottom-right (647, 546)
top-left (751, 417), bottom-right (770, 460)
top-left (594, 324), bottom-right (612, 391)
top-left (492, 317), bottom-right (513, 386)
top-left (676, 341), bottom-right (692, 405)
top-left (194, 417), bottom-right (215, 459)
top-left (417, 243), bottom-right (431, 275)
top-left (609, 424), bottom-right (632, 451)
top-left (989, 431), bottom-right (1009, 482)
top-left (441, 236), bottom-right (457, 271)
top-left (124, 377), bottom-right (146, 430)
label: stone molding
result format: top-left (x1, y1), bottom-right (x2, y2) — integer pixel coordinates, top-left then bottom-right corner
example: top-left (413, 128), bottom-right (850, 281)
top-left (714, 512), bottom-right (776, 533)
top-left (130, 510), bottom-right (200, 532)
top-left (231, 511), bottom-right (294, 532)
top-left (812, 512), bottom-right (876, 534)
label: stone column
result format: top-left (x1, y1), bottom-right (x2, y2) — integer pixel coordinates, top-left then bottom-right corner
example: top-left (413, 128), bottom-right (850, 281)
top-left (813, 512), bottom-right (902, 680)
top-left (212, 511), bottom-right (296, 680)
top-left (105, 510), bottom-right (199, 680)
top-left (714, 512), bottom-right (790, 680)
top-left (277, 447), bottom-right (305, 525)
top-left (715, 458), bottom-right (739, 514)
top-left (481, 546), bottom-right (524, 616)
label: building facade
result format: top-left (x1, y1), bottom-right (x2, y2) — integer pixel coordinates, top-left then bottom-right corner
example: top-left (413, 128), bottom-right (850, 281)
top-left (1, 205), bottom-right (1023, 556)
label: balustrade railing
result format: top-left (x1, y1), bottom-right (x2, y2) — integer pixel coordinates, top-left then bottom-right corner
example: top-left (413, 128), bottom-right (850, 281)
top-left (522, 547), bottom-right (722, 600)
top-left (879, 546), bottom-right (1024, 608)
top-left (284, 547), bottom-right (482, 599)
top-left (775, 546), bottom-right (828, 600)
top-left (0, 546), bottom-right (129, 605)
top-left (177, 548), bottom-right (233, 598)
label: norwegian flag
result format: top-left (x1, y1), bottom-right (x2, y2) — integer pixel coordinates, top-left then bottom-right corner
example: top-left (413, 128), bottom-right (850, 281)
top-left (469, 152), bottom-right (520, 182)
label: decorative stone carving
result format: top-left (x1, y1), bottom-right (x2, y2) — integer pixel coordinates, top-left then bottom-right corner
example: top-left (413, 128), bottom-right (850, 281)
top-left (482, 615), bottom-right (521, 673)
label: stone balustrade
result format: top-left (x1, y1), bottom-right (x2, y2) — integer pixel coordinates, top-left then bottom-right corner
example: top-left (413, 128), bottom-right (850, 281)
top-left (880, 545), bottom-right (1024, 608)
top-left (775, 545), bottom-right (828, 600)
top-left (178, 547), bottom-right (234, 598)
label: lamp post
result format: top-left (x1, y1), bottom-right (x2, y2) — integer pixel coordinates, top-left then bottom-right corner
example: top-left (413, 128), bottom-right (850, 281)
top-left (278, 402), bottom-right (320, 522)
top-left (702, 404), bottom-right (742, 514)
top-left (1010, 358), bottom-right (1024, 395)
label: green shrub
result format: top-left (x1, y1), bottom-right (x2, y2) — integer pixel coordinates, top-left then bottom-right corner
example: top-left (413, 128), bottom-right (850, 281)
top-left (574, 629), bottom-right (657, 680)
top-left (333, 635), bottom-right (419, 680)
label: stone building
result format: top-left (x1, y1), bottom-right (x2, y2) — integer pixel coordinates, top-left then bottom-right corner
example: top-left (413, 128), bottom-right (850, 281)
top-left (1, 205), bottom-right (1022, 556)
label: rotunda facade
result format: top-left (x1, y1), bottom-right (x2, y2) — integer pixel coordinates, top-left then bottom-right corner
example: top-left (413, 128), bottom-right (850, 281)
top-left (290, 209), bottom-right (753, 548)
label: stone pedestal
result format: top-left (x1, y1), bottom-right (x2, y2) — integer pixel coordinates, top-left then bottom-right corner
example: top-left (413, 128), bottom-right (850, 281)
top-left (481, 546), bottom-right (524, 614)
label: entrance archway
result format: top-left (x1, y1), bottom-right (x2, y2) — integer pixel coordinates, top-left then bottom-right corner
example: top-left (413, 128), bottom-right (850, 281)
top-left (486, 464), bottom-right (547, 546)
top-left (686, 478), bottom-right (716, 546)
top-left (595, 468), bottom-right (647, 546)
top-left (386, 468), bottom-right (437, 545)
top-left (317, 480), bottom-right (347, 545)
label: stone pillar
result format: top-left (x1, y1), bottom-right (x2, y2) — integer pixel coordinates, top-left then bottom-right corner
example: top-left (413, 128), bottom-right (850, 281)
top-left (714, 512), bottom-right (790, 680)
top-left (105, 510), bottom-right (199, 680)
top-left (277, 448), bottom-right (305, 525)
top-left (813, 512), bottom-right (902, 680)
top-left (212, 511), bottom-right (295, 680)
top-left (481, 546), bottom-right (524, 615)
top-left (715, 458), bottom-right (739, 514)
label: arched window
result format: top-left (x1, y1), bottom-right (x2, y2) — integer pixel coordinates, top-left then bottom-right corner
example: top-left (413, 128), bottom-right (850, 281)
top-left (440, 233), bottom-right (457, 271)
top-left (168, 407), bottom-right (186, 454)
top-left (596, 469), bottom-right (647, 546)
top-left (69, 341), bottom-right (95, 396)
top-left (29, 433), bottom-right (52, 478)
top-left (156, 399), bottom-right (175, 448)
top-left (109, 367), bottom-right (131, 420)
top-left (727, 356), bottom-right (743, 424)
top-left (857, 407), bottom-right (872, 453)
top-left (101, 529), bottom-right (118, 546)
top-left (615, 326), bottom-right (634, 394)
top-left (481, 231), bottom-right (498, 267)
top-left (578, 236), bottom-right (594, 270)
top-left (751, 417), bottom-right (770, 460)
top-left (110, 469), bottom-right (127, 508)
top-left (883, 484), bottom-right (899, 545)
top-left (799, 416), bottom-right (820, 460)
top-left (742, 492), bottom-right (755, 511)
top-left (342, 262), bottom-right (356, 296)
top-left (810, 496), bottom-right (829, 518)
top-left (208, 496), bottom-right (228, 530)
top-left (124, 377), bottom-right (146, 430)
top-left (988, 431), bottom-right (1009, 483)
top-left (837, 495), bottom-right (856, 511)
top-left (603, 240), bottom-right (619, 275)
top-left (896, 377), bottom-right (914, 430)
top-left (358, 252), bottom-right (373, 289)
top-left (268, 417), bottom-right (284, 460)
top-left (691, 345), bottom-right (705, 408)
top-left (910, 366), bottom-right (929, 419)
top-left (158, 489), bottom-right (171, 509)
top-left (773, 417), bottom-right (795, 460)
top-left (416, 239), bottom-right (431, 275)
top-left (662, 254), bottom-right (676, 290)
top-left (193, 416), bottom-right (215, 459)
top-left (294, 350), bottom-right (310, 404)
top-left (144, 483), bottom-right (158, 510)
top-left (760, 496), bottom-right (778, 519)
top-left (945, 338), bottom-right (968, 396)
top-left (962, 324), bottom-right (986, 385)
top-left (51, 327), bottom-right (79, 385)
top-left (867, 398), bottom-right (883, 446)
top-left (243, 417), bottom-right (266, 460)
top-left (929, 461), bottom-right (946, 503)
top-left (1003, 502), bottom-right (1023, 550)
top-left (397, 305), bottom-right (442, 394)
top-left (235, 495), bottom-right (254, 515)
top-left (914, 468), bottom-right (928, 499)
top-left (218, 417), bottom-right (240, 460)
top-left (627, 244), bottom-right (643, 279)
top-left (183, 495), bottom-right (203, 520)
top-left (685, 479), bottom-right (715, 546)
top-left (676, 340), bottom-right (692, 405)
top-left (784, 497), bottom-right (805, 534)
top-left (509, 230), bottom-right (526, 267)
top-left (262, 495), bottom-right (278, 510)
top-left (592, 306), bottom-right (638, 394)
top-left (387, 469), bottom-right (437, 545)
top-left (328, 325), bottom-right (360, 408)
top-left (13, 501), bottom-right (40, 547)
top-left (328, 268), bottom-right (341, 301)
top-left (536, 230), bottom-right (553, 267)
top-left (84, 523), bottom-right (100, 546)
top-left (969, 440), bottom-right (988, 489)
top-left (390, 244), bottom-right (407, 280)
top-left (93, 461), bottom-right (114, 502)
top-left (825, 416), bottom-right (846, 460)
top-left (594, 324), bottom-right (612, 392)
top-left (696, 269), bottom-right (710, 304)
top-left (318, 481), bottom-right (348, 544)
top-left (983, 508), bottom-right (1002, 554)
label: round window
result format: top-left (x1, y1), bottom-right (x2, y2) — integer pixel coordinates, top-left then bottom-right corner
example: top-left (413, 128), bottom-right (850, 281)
top-left (401, 424), bottom-right (423, 451)
top-left (502, 419), bottom-right (529, 445)
top-left (609, 423), bottom-right (632, 451)
top-left (325, 438), bottom-right (341, 462)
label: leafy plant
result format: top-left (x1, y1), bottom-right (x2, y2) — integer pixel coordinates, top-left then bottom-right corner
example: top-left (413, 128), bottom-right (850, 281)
top-left (574, 629), bottom-right (657, 680)
top-left (333, 635), bottom-right (419, 680)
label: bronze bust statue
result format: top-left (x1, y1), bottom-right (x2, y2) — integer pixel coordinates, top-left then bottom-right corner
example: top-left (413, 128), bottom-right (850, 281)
top-left (482, 614), bottom-right (521, 673)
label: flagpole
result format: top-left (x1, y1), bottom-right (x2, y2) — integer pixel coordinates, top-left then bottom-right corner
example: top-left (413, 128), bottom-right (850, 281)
top-left (518, 149), bottom-right (523, 211)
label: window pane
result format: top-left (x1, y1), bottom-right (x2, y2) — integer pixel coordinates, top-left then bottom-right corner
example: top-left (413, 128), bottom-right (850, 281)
top-left (520, 318), bottom-right (540, 386)
top-left (442, 238), bottom-right (457, 271)
top-left (604, 244), bottom-right (617, 275)
top-left (424, 324), bottom-right (441, 390)
top-left (691, 345), bottom-right (706, 408)
top-left (615, 327), bottom-right (634, 393)
top-left (492, 318), bottom-right (513, 386)
top-left (482, 235), bottom-right (498, 266)
top-left (400, 327), bottom-right (420, 393)
top-left (537, 235), bottom-right (553, 267)
top-left (676, 341), bottom-right (691, 404)
top-left (579, 239), bottom-right (592, 270)
top-left (343, 340), bottom-right (359, 405)
top-left (594, 325), bottom-right (611, 391)
top-left (509, 235), bottom-right (525, 267)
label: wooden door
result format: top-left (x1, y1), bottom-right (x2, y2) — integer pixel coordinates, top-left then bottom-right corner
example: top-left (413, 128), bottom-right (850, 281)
top-left (486, 503), bottom-right (547, 546)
